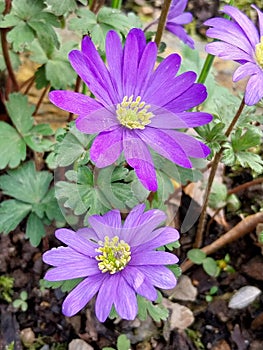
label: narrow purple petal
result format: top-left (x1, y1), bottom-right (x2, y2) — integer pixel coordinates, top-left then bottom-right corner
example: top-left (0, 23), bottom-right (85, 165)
top-left (95, 274), bottom-right (114, 322)
top-left (137, 265), bottom-right (177, 289)
top-left (168, 0), bottom-right (187, 17)
top-left (129, 28), bottom-right (147, 58)
top-left (122, 203), bottom-right (146, 229)
top-left (122, 266), bottom-right (157, 301)
top-left (136, 128), bottom-right (192, 168)
top-left (114, 277), bottom-right (138, 320)
top-left (77, 227), bottom-right (99, 241)
top-left (62, 274), bottom-right (104, 317)
top-left (106, 30), bottom-right (123, 99)
top-left (88, 209), bottom-right (122, 240)
top-left (90, 127), bottom-right (123, 167)
top-left (164, 130), bottom-right (211, 158)
top-left (233, 62), bottom-right (260, 82)
top-left (252, 5), bottom-right (263, 37)
top-left (123, 129), bottom-right (157, 191)
top-left (55, 229), bottom-right (97, 257)
top-left (130, 251), bottom-right (178, 266)
top-left (166, 23), bottom-right (195, 49)
top-left (43, 246), bottom-right (90, 266)
top-left (132, 227), bottom-right (180, 253)
top-left (245, 72), bottom-right (263, 106)
top-left (205, 41), bottom-right (253, 62)
top-left (49, 91), bottom-right (102, 115)
top-left (222, 5), bottom-right (259, 47)
top-left (44, 259), bottom-right (99, 281)
top-left (75, 107), bottom-right (119, 134)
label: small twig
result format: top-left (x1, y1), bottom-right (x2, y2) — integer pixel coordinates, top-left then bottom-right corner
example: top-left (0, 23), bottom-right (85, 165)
top-left (20, 75), bottom-right (35, 94)
top-left (90, 0), bottom-right (105, 14)
top-left (154, 0), bottom-right (172, 48)
top-left (194, 98), bottom-right (246, 248)
top-left (33, 84), bottom-right (50, 116)
top-left (228, 177), bottom-right (263, 195)
top-left (143, 19), bottom-right (158, 33)
top-left (181, 211), bottom-right (263, 273)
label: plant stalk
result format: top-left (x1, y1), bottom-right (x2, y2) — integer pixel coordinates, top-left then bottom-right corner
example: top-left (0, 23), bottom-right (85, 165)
top-left (194, 98), bottom-right (246, 248)
top-left (33, 84), bottom-right (50, 116)
top-left (154, 0), bottom-right (172, 48)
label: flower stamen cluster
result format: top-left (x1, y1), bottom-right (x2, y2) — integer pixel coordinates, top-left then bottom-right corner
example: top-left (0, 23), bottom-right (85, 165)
top-left (116, 95), bottom-right (154, 129)
top-left (95, 236), bottom-right (131, 274)
top-left (255, 36), bottom-right (263, 68)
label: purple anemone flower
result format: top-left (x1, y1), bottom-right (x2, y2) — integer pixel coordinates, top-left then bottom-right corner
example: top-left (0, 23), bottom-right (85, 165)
top-left (166, 0), bottom-right (195, 49)
top-left (49, 28), bottom-right (212, 191)
top-left (43, 204), bottom-right (179, 322)
top-left (204, 5), bottom-right (263, 106)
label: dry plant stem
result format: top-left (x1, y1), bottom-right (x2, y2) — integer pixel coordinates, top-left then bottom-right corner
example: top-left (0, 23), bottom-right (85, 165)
top-left (228, 177), bottom-right (263, 195)
top-left (33, 84), bottom-right (50, 116)
top-left (181, 211), bottom-right (263, 273)
top-left (1, 0), bottom-right (19, 94)
top-left (21, 75), bottom-right (35, 94)
top-left (154, 0), bottom-right (173, 47)
top-left (90, 0), bottom-right (105, 14)
top-left (194, 98), bottom-right (246, 248)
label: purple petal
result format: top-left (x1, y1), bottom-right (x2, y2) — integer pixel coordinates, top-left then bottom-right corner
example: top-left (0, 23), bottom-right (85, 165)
top-left (62, 274), bottom-right (104, 317)
top-left (136, 128), bottom-right (192, 168)
top-left (134, 41), bottom-right (157, 97)
top-left (164, 83), bottom-right (208, 112)
top-left (106, 30), bottom-right (123, 99)
top-left (44, 259), bottom-right (99, 281)
top-left (143, 54), bottom-right (181, 101)
top-left (49, 90), bottom-right (102, 115)
top-left (166, 23), bottom-right (195, 49)
top-left (69, 50), bottom-right (116, 106)
top-left (233, 62), bottom-right (260, 82)
top-left (132, 227), bottom-right (180, 253)
top-left (168, 0), bottom-right (187, 17)
top-left (169, 12), bottom-right (193, 25)
top-left (222, 5), bottom-right (259, 47)
top-left (122, 266), bottom-right (157, 301)
top-left (113, 277), bottom-right (138, 320)
top-left (77, 227), bottom-right (99, 241)
top-left (75, 107), bottom-right (119, 134)
top-left (205, 41), bottom-right (253, 62)
top-left (95, 274), bottom-right (114, 322)
top-left (129, 28), bottom-right (147, 58)
top-left (123, 129), bottom-right (157, 191)
top-left (137, 265), bottom-right (177, 289)
top-left (130, 251), bottom-right (178, 265)
top-left (90, 127), bottom-right (123, 167)
top-left (43, 246), bottom-right (90, 266)
top-left (164, 130), bottom-right (211, 158)
top-left (252, 5), bottom-right (263, 37)
top-left (245, 72), bottom-right (263, 106)
top-left (88, 209), bottom-right (122, 240)
top-left (55, 229), bottom-right (97, 257)
top-left (123, 203), bottom-right (146, 229)
top-left (122, 30), bottom-right (139, 97)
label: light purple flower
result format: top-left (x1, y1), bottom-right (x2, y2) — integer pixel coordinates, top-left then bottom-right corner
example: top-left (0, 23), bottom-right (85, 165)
top-left (49, 28), bottom-right (212, 191)
top-left (204, 5), bottom-right (263, 106)
top-left (43, 204), bottom-right (179, 322)
top-left (166, 0), bottom-right (195, 49)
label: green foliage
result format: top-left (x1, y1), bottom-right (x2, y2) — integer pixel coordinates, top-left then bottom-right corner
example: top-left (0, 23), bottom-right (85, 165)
top-left (205, 286), bottom-right (218, 302)
top-left (0, 161), bottom-right (64, 246)
top-left (42, 277), bottom-right (83, 292)
top-left (0, 93), bottom-right (53, 169)
top-left (13, 291), bottom-right (28, 311)
top-left (137, 292), bottom-right (169, 322)
top-left (0, 276), bottom-right (14, 303)
top-left (187, 249), bottom-right (220, 277)
top-left (69, 7), bottom-right (141, 51)
top-left (187, 249), bottom-right (206, 265)
top-left (103, 334), bottom-right (131, 350)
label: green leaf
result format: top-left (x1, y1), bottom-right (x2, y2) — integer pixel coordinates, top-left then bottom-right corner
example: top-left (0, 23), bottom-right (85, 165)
top-left (28, 20), bottom-right (60, 54)
top-left (236, 152), bottom-right (263, 174)
top-left (0, 200), bottom-right (31, 234)
top-left (25, 212), bottom-right (46, 246)
top-left (187, 249), bottom-right (207, 265)
top-left (45, 0), bottom-right (78, 16)
top-left (0, 45), bottom-right (20, 71)
top-left (42, 187), bottom-right (65, 224)
top-left (7, 22), bottom-right (35, 51)
top-left (43, 277), bottom-right (83, 292)
top-left (117, 335), bottom-right (131, 350)
top-left (5, 93), bottom-right (34, 134)
top-left (24, 134), bottom-right (53, 152)
top-left (232, 128), bottom-right (261, 152)
top-left (12, 0), bottom-right (46, 19)
top-left (137, 294), bottom-right (169, 323)
top-left (0, 161), bottom-right (52, 204)
top-left (0, 122), bottom-right (26, 169)
top-left (203, 257), bottom-right (220, 277)
top-left (46, 59), bottom-right (76, 89)
top-left (208, 182), bottom-right (228, 209)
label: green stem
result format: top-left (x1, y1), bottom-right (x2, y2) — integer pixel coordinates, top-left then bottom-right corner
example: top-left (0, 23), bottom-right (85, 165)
top-left (111, 0), bottom-right (122, 9)
top-left (197, 53), bottom-right (215, 84)
top-left (194, 97), bottom-right (246, 248)
top-left (154, 0), bottom-right (172, 48)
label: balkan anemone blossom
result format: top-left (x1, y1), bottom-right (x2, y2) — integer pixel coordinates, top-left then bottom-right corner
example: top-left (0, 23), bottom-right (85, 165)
top-left (49, 28), bottom-right (212, 191)
top-left (204, 5), bottom-right (263, 106)
top-left (43, 204), bottom-right (179, 322)
top-left (166, 0), bottom-right (195, 49)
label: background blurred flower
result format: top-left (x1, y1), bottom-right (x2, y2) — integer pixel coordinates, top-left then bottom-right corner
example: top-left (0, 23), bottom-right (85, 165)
top-left (204, 5), bottom-right (263, 106)
top-left (166, 0), bottom-right (195, 49)
top-left (50, 28), bottom-right (212, 191)
top-left (43, 204), bottom-right (179, 322)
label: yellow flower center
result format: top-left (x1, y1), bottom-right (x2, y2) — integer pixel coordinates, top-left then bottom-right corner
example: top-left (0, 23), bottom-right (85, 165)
top-left (95, 236), bottom-right (131, 274)
top-left (255, 36), bottom-right (263, 67)
top-left (116, 95), bottom-right (154, 129)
